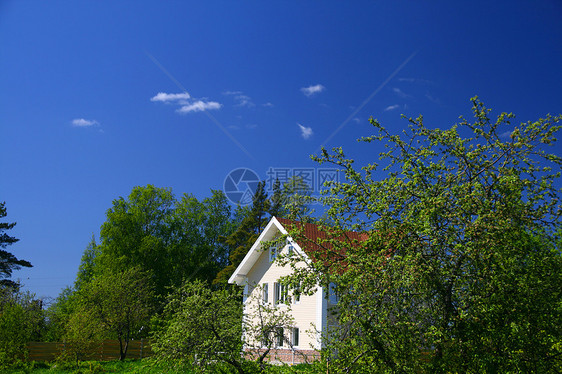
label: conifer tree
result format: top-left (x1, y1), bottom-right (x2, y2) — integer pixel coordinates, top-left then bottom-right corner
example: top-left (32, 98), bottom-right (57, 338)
top-left (0, 202), bottom-right (31, 288)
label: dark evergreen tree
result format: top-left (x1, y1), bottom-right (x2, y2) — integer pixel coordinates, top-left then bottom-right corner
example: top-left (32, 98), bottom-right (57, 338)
top-left (268, 179), bottom-right (284, 218)
top-left (0, 202), bottom-right (31, 288)
top-left (213, 181), bottom-right (270, 285)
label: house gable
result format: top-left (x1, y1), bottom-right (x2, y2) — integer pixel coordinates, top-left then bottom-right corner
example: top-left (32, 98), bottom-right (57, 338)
top-left (228, 216), bottom-right (309, 286)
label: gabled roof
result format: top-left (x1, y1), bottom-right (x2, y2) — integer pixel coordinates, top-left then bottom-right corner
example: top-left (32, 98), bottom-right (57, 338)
top-left (228, 216), bottom-right (368, 285)
top-left (275, 217), bottom-right (368, 272)
top-left (228, 216), bottom-right (300, 285)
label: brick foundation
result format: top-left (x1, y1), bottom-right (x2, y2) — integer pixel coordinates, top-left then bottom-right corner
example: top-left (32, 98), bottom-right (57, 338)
top-left (245, 348), bottom-right (321, 364)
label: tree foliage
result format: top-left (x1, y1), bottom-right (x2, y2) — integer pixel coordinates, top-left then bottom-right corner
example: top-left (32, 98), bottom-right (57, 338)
top-left (214, 178), bottom-right (313, 285)
top-left (95, 185), bottom-right (235, 298)
top-left (286, 98), bottom-right (562, 372)
top-left (0, 288), bottom-right (44, 368)
top-left (152, 280), bottom-right (248, 373)
top-left (214, 181), bottom-right (271, 285)
top-left (67, 267), bottom-right (156, 361)
top-left (244, 284), bottom-right (297, 371)
top-left (0, 202), bottom-right (31, 288)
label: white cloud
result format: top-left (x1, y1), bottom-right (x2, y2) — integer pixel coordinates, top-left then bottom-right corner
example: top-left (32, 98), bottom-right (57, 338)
top-left (262, 102), bottom-right (274, 107)
top-left (235, 95), bottom-right (254, 107)
top-left (298, 123), bottom-right (313, 139)
top-left (500, 130), bottom-right (514, 139)
top-left (177, 100), bottom-right (222, 113)
top-left (150, 92), bottom-right (191, 102)
top-left (246, 124), bottom-right (258, 129)
top-left (301, 84), bottom-right (325, 97)
top-left (384, 104), bottom-right (400, 111)
top-left (425, 92), bottom-right (441, 105)
top-left (352, 117), bottom-right (361, 124)
top-left (392, 88), bottom-right (410, 98)
top-left (223, 90), bottom-right (255, 107)
top-left (71, 118), bottom-right (99, 127)
top-left (398, 77), bottom-right (434, 85)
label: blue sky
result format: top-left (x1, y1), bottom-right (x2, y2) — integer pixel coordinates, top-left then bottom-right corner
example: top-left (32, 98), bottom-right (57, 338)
top-left (1, 1), bottom-right (561, 300)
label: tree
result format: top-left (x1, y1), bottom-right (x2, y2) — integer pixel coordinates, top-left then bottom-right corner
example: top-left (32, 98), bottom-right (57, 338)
top-left (43, 286), bottom-right (77, 342)
top-left (95, 186), bottom-right (236, 299)
top-left (214, 181), bottom-right (270, 285)
top-left (286, 98), bottom-right (562, 372)
top-left (0, 202), bottom-right (31, 288)
top-left (152, 280), bottom-right (248, 373)
top-left (171, 190), bottom-right (236, 285)
top-left (0, 288), bottom-right (44, 368)
top-left (96, 185), bottom-right (176, 298)
top-left (243, 284), bottom-right (298, 371)
top-left (74, 235), bottom-right (99, 292)
top-left (68, 267), bottom-right (156, 361)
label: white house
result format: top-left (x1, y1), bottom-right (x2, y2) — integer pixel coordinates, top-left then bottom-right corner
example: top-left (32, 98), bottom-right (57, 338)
top-left (228, 216), bottom-right (358, 363)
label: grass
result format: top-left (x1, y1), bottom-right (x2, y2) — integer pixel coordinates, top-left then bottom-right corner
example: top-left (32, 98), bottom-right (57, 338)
top-left (3, 359), bottom-right (191, 374)
top-left (3, 359), bottom-right (324, 373)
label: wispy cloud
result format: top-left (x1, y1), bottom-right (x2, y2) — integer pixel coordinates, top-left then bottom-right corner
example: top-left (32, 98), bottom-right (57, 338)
top-left (301, 84), bottom-right (325, 97)
top-left (500, 130), bottom-right (513, 139)
top-left (398, 77), bottom-right (434, 85)
top-left (177, 100), bottom-right (222, 113)
top-left (298, 123), bottom-right (313, 139)
top-left (425, 92), bottom-right (441, 105)
top-left (223, 91), bottom-right (255, 107)
top-left (246, 124), bottom-right (258, 129)
top-left (384, 104), bottom-right (400, 111)
top-left (262, 102), bottom-right (274, 107)
top-left (352, 117), bottom-right (361, 124)
top-left (152, 92), bottom-right (222, 114)
top-left (150, 92), bottom-right (191, 102)
top-left (392, 88), bottom-right (410, 98)
top-left (71, 118), bottom-right (99, 127)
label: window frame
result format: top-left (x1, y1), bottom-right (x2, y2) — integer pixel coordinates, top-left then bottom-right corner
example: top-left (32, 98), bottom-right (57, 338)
top-left (292, 327), bottom-right (299, 347)
top-left (262, 283), bottom-right (269, 304)
top-left (269, 245), bottom-right (278, 262)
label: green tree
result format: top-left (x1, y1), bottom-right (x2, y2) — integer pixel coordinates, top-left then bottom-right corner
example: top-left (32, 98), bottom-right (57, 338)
top-left (152, 280), bottom-right (248, 374)
top-left (171, 190), bottom-right (235, 285)
top-left (244, 284), bottom-right (297, 371)
top-left (287, 98), bottom-right (562, 372)
top-left (96, 185), bottom-right (176, 298)
top-left (0, 288), bottom-right (44, 368)
top-left (95, 186), bottom-right (236, 298)
top-left (0, 202), bottom-right (31, 288)
top-left (281, 176), bottom-right (314, 221)
top-left (74, 235), bottom-right (99, 292)
top-left (68, 267), bottom-right (156, 361)
top-left (214, 181), bottom-right (270, 285)
top-left (43, 286), bottom-right (77, 342)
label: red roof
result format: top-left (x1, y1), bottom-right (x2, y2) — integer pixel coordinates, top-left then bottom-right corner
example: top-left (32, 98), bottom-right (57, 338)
top-left (275, 217), bottom-right (368, 271)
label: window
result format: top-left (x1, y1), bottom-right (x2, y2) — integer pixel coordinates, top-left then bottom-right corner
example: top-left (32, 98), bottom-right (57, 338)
top-left (262, 283), bottom-right (269, 304)
top-left (292, 327), bottom-right (299, 347)
top-left (329, 282), bottom-right (338, 304)
top-left (274, 282), bottom-right (287, 304)
top-left (293, 283), bottom-right (301, 304)
top-left (269, 246), bottom-right (278, 262)
top-left (276, 327), bottom-right (284, 347)
top-left (287, 240), bottom-right (294, 255)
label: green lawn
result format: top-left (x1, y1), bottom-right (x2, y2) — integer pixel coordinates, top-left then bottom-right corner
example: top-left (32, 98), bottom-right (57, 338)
top-left (4, 359), bottom-right (324, 374)
top-left (4, 359), bottom-right (190, 374)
